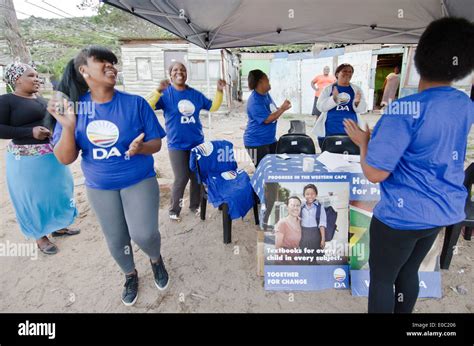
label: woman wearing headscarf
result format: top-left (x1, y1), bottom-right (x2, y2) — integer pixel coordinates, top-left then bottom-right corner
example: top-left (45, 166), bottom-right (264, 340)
top-left (0, 62), bottom-right (79, 255)
top-left (146, 62), bottom-right (226, 221)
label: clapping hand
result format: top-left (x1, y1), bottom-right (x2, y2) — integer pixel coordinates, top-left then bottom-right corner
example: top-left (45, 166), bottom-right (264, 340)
top-left (343, 119), bottom-right (370, 147)
top-left (332, 86), bottom-right (339, 103)
top-left (126, 133), bottom-right (145, 157)
top-left (354, 90), bottom-right (362, 105)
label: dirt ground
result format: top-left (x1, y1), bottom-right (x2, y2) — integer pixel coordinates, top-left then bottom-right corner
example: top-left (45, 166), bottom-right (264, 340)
top-left (0, 108), bottom-right (473, 313)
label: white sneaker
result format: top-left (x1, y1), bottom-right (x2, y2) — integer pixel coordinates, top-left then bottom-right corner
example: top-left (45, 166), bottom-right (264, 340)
top-left (169, 214), bottom-right (181, 221)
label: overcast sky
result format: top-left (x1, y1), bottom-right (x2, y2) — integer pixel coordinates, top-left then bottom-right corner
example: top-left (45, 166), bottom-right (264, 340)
top-left (13, 0), bottom-right (99, 19)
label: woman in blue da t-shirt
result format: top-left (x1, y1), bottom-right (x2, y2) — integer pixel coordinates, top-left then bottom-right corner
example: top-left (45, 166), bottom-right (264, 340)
top-left (50, 46), bottom-right (168, 307)
top-left (146, 62), bottom-right (226, 221)
top-left (312, 63), bottom-right (367, 149)
top-left (344, 17), bottom-right (474, 314)
top-left (244, 69), bottom-right (292, 167)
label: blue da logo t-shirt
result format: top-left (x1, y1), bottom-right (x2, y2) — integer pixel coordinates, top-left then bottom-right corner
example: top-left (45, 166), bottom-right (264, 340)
top-left (325, 84), bottom-right (358, 136)
top-left (366, 86), bottom-right (474, 230)
top-left (52, 90), bottom-right (166, 190)
top-left (244, 90), bottom-right (278, 147)
top-left (155, 85), bottom-right (212, 150)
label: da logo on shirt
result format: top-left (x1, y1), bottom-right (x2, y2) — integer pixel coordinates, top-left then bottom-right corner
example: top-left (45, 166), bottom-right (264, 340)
top-left (178, 99), bottom-right (196, 124)
top-left (221, 170), bottom-right (237, 180)
top-left (197, 142), bottom-right (214, 157)
top-left (336, 92), bottom-right (351, 111)
top-left (86, 120), bottom-right (119, 147)
top-left (86, 120), bottom-right (121, 160)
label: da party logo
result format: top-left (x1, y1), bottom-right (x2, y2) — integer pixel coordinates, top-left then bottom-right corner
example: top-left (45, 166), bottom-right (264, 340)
top-left (86, 120), bottom-right (119, 148)
top-left (336, 92), bottom-right (351, 111)
top-left (178, 99), bottom-right (196, 124)
top-left (336, 92), bottom-right (351, 105)
top-left (221, 170), bottom-right (237, 180)
top-left (86, 120), bottom-right (121, 160)
top-left (333, 268), bottom-right (347, 289)
top-left (197, 142), bottom-right (214, 157)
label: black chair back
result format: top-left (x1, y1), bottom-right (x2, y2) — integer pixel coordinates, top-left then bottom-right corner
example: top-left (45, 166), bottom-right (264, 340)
top-left (464, 163), bottom-right (474, 218)
top-left (464, 163), bottom-right (474, 197)
top-left (276, 134), bottom-right (316, 154)
top-left (321, 135), bottom-right (360, 155)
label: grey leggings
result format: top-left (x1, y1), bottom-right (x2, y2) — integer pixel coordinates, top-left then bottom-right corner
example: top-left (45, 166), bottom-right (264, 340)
top-left (86, 177), bottom-right (161, 274)
top-left (168, 149), bottom-right (201, 216)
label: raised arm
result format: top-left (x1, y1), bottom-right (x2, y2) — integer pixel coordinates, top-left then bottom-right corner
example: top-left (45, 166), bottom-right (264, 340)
top-left (209, 79), bottom-right (226, 112)
top-left (264, 100), bottom-right (292, 124)
top-left (316, 84), bottom-right (338, 112)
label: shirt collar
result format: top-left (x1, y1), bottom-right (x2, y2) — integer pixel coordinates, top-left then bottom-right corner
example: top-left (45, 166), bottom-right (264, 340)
top-left (302, 201), bottom-right (319, 210)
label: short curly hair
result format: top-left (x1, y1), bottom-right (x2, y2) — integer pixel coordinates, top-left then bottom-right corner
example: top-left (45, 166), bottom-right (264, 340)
top-left (414, 17), bottom-right (474, 82)
top-left (248, 69), bottom-right (267, 90)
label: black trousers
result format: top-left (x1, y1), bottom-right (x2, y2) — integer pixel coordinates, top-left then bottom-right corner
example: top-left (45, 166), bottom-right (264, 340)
top-left (312, 96), bottom-right (321, 116)
top-left (245, 141), bottom-right (278, 168)
top-left (246, 142), bottom-right (277, 228)
top-left (368, 216), bottom-right (441, 313)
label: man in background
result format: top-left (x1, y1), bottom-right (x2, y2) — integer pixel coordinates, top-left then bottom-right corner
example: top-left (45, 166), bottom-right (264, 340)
top-left (311, 66), bottom-right (336, 116)
top-left (380, 65), bottom-right (401, 107)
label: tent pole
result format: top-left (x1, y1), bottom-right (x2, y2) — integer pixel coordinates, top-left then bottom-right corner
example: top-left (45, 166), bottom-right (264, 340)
top-left (206, 49), bottom-right (212, 139)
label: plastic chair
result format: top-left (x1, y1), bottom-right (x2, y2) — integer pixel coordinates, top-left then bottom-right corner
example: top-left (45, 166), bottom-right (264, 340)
top-left (440, 163), bottom-right (474, 269)
top-left (276, 133), bottom-right (316, 155)
top-left (190, 140), bottom-right (259, 244)
top-left (321, 135), bottom-right (360, 155)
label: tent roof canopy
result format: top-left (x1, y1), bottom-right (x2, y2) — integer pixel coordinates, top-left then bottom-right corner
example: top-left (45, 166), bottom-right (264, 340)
top-left (103, 0), bottom-right (473, 49)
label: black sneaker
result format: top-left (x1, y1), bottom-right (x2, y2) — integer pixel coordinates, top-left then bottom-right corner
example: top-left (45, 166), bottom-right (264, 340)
top-left (121, 271), bottom-right (138, 306)
top-left (150, 257), bottom-right (169, 291)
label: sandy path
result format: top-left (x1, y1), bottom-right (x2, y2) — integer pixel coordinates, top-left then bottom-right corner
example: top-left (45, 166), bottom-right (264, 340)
top-left (0, 110), bottom-right (472, 313)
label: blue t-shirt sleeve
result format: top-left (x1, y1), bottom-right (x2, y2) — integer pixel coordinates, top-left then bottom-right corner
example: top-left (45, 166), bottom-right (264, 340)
top-left (470, 100), bottom-right (474, 125)
top-left (199, 91), bottom-right (212, 111)
top-left (248, 96), bottom-right (271, 125)
top-left (366, 111), bottom-right (414, 172)
top-left (139, 98), bottom-right (166, 141)
top-left (51, 120), bottom-right (80, 151)
top-left (155, 95), bottom-right (165, 111)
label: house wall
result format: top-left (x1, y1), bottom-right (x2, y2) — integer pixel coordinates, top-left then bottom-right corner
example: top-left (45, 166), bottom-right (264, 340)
top-left (268, 54), bottom-right (337, 114)
top-left (120, 42), bottom-right (227, 103)
top-left (240, 53), bottom-right (273, 100)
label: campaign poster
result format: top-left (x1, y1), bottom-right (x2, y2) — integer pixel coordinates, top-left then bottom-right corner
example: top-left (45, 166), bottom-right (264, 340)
top-left (349, 179), bottom-right (442, 298)
top-left (263, 181), bottom-right (350, 291)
